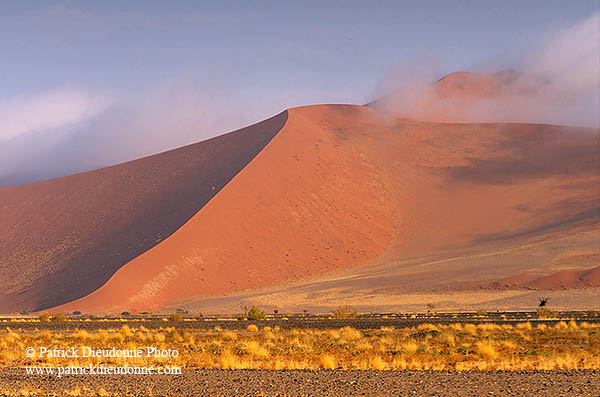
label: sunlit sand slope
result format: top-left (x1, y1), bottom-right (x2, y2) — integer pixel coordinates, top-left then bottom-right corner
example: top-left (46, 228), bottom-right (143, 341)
top-left (57, 105), bottom-right (397, 313)
top-left (0, 112), bottom-right (287, 312)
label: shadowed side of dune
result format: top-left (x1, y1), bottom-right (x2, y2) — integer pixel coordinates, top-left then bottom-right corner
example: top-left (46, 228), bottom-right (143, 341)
top-left (55, 105), bottom-right (398, 314)
top-left (0, 111), bottom-right (288, 313)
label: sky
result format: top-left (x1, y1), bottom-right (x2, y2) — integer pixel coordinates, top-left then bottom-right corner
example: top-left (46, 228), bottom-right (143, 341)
top-left (0, 1), bottom-right (598, 186)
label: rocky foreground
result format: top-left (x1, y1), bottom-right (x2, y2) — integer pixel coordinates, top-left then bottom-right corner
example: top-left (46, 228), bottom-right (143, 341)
top-left (0, 369), bottom-right (597, 396)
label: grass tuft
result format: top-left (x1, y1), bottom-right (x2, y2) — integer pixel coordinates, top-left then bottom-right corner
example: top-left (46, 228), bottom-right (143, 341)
top-left (332, 305), bottom-right (358, 319)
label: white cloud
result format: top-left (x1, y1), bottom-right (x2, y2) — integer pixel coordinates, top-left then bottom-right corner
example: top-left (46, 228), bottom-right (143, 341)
top-left (0, 88), bottom-right (108, 141)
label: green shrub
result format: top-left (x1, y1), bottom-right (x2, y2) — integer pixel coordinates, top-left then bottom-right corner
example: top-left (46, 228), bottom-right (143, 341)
top-left (247, 307), bottom-right (265, 321)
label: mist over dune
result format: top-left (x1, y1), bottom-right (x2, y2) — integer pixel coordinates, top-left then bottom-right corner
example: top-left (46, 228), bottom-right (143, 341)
top-left (0, 81), bottom-right (288, 187)
top-left (372, 11), bottom-right (600, 127)
top-left (2, 11), bottom-right (597, 188)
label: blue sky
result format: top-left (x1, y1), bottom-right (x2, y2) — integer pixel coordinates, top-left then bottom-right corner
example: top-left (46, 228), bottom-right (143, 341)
top-left (0, 1), bottom-right (598, 185)
top-left (1, 1), bottom-right (597, 99)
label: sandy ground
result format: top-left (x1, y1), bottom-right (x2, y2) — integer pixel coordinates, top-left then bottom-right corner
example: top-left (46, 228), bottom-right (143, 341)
top-left (167, 226), bottom-right (600, 314)
top-left (168, 284), bottom-right (600, 314)
top-left (0, 369), bottom-right (597, 396)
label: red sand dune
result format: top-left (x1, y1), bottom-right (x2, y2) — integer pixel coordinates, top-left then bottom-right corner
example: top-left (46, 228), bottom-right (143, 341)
top-left (369, 70), bottom-right (540, 123)
top-left (1, 96), bottom-right (598, 314)
top-left (52, 104), bottom-right (599, 314)
top-left (55, 106), bottom-right (397, 313)
top-left (434, 71), bottom-right (505, 99)
top-left (0, 112), bottom-right (287, 312)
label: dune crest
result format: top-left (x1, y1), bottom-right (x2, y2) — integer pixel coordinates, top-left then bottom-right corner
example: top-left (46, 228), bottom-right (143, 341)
top-left (56, 105), bottom-right (397, 313)
top-left (0, 112), bottom-right (287, 312)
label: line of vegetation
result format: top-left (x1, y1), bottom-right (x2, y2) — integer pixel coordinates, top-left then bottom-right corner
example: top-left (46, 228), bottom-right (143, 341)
top-left (1, 321), bottom-right (598, 370)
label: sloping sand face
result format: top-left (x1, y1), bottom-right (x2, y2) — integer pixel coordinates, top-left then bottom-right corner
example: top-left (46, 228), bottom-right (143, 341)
top-left (56, 104), bottom-right (599, 314)
top-left (56, 105), bottom-right (398, 314)
top-left (1, 102), bottom-right (598, 314)
top-left (0, 112), bottom-right (287, 312)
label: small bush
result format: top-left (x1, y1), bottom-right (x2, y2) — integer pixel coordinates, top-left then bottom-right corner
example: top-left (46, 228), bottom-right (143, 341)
top-left (554, 321), bottom-right (568, 330)
top-left (516, 322), bottom-right (532, 330)
top-left (332, 305), bottom-right (357, 319)
top-left (476, 342), bottom-right (497, 360)
top-left (371, 356), bottom-right (386, 370)
top-left (402, 342), bottom-right (418, 354)
top-left (463, 324), bottom-right (477, 335)
top-left (39, 313), bottom-right (50, 322)
top-left (169, 313), bottom-right (182, 322)
top-left (247, 307), bottom-right (265, 321)
top-left (410, 329), bottom-right (441, 339)
top-left (247, 324), bottom-right (259, 332)
top-left (51, 313), bottom-right (66, 322)
top-left (537, 308), bottom-right (551, 319)
top-left (320, 354), bottom-right (336, 369)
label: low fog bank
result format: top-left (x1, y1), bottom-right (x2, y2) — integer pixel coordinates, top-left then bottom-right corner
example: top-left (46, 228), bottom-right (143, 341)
top-left (0, 80), bottom-right (290, 188)
top-left (372, 12), bottom-right (599, 128)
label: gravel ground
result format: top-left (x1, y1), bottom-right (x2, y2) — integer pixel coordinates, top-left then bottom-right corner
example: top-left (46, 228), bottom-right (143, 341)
top-left (0, 369), bottom-right (597, 396)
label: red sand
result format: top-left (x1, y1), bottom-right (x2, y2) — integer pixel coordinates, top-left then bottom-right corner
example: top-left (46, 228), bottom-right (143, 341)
top-left (0, 112), bottom-right (287, 312)
top-left (524, 266), bottom-right (600, 290)
top-left (56, 106), bottom-right (397, 313)
top-left (54, 104), bottom-right (599, 314)
top-left (487, 266), bottom-right (600, 290)
top-left (1, 93), bottom-right (598, 314)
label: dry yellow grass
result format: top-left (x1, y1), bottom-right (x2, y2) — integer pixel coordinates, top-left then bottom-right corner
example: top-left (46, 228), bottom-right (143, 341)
top-left (0, 322), bottom-right (598, 370)
top-left (320, 354), bottom-right (336, 369)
